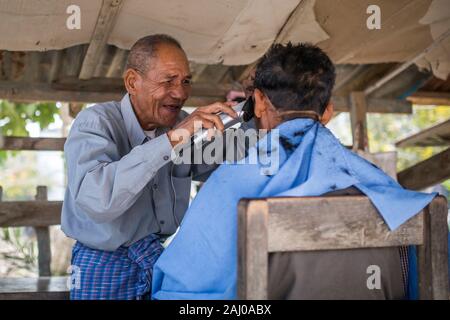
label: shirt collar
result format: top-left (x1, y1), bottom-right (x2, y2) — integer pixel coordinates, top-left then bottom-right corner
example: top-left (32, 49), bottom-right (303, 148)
top-left (120, 94), bottom-right (147, 148)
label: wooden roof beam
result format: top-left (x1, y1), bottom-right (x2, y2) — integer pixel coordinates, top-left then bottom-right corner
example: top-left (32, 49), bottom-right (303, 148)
top-left (396, 119), bottom-right (450, 148)
top-left (106, 48), bottom-right (128, 78)
top-left (397, 148), bottom-right (450, 190)
top-left (78, 0), bottom-right (123, 80)
top-left (0, 79), bottom-right (412, 112)
top-left (0, 81), bottom-right (123, 103)
top-left (407, 91), bottom-right (450, 106)
top-left (331, 96), bottom-right (412, 114)
top-left (364, 28), bottom-right (450, 96)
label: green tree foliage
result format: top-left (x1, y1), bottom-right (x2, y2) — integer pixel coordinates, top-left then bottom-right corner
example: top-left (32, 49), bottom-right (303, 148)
top-left (0, 100), bottom-right (59, 164)
top-left (368, 106), bottom-right (450, 171)
top-left (329, 105), bottom-right (449, 199)
top-left (368, 106), bottom-right (450, 200)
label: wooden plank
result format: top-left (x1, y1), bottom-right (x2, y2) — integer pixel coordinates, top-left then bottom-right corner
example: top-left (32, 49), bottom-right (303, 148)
top-left (0, 80), bottom-right (123, 103)
top-left (34, 186), bottom-right (52, 277)
top-left (0, 51), bottom-right (13, 81)
top-left (334, 65), bottom-right (366, 92)
top-left (265, 196), bottom-right (424, 252)
top-left (64, 45), bottom-right (87, 78)
top-left (428, 196), bottom-right (449, 300)
top-left (408, 91), bottom-right (450, 106)
top-left (24, 52), bottom-right (40, 83)
top-left (350, 91), bottom-right (368, 151)
top-left (397, 148), bottom-right (450, 190)
top-left (0, 75), bottom-right (413, 111)
top-left (106, 48), bottom-right (128, 78)
top-left (367, 97), bottom-right (413, 113)
top-left (332, 96), bottom-right (412, 114)
top-left (396, 119), bottom-right (450, 148)
top-left (334, 64), bottom-right (396, 97)
top-left (48, 51), bottom-right (62, 82)
top-left (79, 0), bottom-right (124, 79)
top-left (35, 226), bottom-right (51, 277)
top-left (418, 196), bottom-right (449, 300)
top-left (0, 201), bottom-right (62, 227)
top-left (0, 79), bottom-right (225, 105)
top-left (0, 276), bottom-right (69, 300)
top-left (191, 63), bottom-right (209, 82)
top-left (364, 29), bottom-right (450, 95)
top-left (196, 65), bottom-right (230, 84)
top-left (0, 81), bottom-right (221, 106)
top-left (0, 136), bottom-right (65, 151)
top-left (54, 77), bottom-right (228, 100)
top-left (52, 76), bottom-right (125, 92)
top-left (364, 65), bottom-right (432, 102)
top-left (237, 199), bottom-right (269, 300)
top-left (54, 78), bottom-right (230, 104)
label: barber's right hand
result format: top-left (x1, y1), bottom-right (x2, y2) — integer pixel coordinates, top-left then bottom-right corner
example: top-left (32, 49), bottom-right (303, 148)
top-left (167, 101), bottom-right (237, 147)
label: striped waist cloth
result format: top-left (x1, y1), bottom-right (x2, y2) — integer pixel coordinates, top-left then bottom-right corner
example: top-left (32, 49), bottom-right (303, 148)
top-left (69, 234), bottom-right (164, 300)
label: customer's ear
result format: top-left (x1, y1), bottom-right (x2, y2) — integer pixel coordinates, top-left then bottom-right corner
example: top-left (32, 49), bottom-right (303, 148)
top-left (254, 89), bottom-right (267, 118)
top-left (320, 103), bottom-right (334, 125)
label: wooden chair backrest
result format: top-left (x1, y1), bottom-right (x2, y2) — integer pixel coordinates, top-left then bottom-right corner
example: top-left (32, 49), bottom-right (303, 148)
top-left (237, 195), bottom-right (449, 300)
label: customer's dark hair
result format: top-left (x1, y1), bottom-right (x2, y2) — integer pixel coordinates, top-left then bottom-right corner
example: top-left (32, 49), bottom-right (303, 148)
top-left (254, 42), bottom-right (335, 115)
top-left (126, 34), bottom-right (183, 74)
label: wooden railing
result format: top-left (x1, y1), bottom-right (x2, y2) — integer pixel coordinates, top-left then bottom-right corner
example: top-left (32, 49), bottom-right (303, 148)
top-left (0, 185), bottom-right (62, 276)
top-left (0, 135), bottom-right (69, 299)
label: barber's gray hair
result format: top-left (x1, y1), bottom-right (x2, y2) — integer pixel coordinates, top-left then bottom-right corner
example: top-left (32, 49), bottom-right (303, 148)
top-left (125, 34), bottom-right (183, 74)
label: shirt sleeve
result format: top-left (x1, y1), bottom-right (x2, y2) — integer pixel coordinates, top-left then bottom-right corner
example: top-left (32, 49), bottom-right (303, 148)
top-left (65, 116), bottom-right (173, 223)
top-left (191, 119), bottom-right (258, 182)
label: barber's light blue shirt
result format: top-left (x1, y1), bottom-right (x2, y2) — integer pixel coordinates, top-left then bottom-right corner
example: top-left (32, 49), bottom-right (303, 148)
top-left (61, 94), bottom-right (217, 251)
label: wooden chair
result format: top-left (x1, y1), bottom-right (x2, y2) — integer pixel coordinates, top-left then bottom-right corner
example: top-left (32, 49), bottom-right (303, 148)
top-left (237, 195), bottom-right (449, 300)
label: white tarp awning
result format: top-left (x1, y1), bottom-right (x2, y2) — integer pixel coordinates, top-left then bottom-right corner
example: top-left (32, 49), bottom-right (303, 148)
top-left (0, 0), bottom-right (449, 78)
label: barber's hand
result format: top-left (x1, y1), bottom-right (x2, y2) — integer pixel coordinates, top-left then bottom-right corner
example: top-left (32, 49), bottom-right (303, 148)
top-left (167, 101), bottom-right (238, 147)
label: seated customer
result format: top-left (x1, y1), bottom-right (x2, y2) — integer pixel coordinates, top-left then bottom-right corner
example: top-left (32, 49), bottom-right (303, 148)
top-left (152, 43), bottom-right (436, 299)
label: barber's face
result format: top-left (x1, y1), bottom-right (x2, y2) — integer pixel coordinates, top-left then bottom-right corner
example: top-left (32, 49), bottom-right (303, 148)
top-left (127, 44), bottom-right (192, 129)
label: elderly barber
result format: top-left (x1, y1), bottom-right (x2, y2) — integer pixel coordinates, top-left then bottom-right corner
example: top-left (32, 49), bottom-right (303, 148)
top-left (61, 34), bottom-right (239, 300)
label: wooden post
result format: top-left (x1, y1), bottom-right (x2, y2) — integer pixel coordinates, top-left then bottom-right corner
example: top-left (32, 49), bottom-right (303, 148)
top-left (418, 196), bottom-right (449, 300)
top-left (238, 199), bottom-right (269, 300)
top-left (34, 186), bottom-right (52, 277)
top-left (350, 91), bottom-right (369, 152)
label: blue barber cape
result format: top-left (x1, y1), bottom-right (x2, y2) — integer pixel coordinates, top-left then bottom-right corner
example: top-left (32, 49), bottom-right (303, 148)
top-left (152, 118), bottom-right (436, 299)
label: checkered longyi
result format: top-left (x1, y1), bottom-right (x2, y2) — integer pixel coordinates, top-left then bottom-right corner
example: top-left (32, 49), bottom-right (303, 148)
top-left (69, 234), bottom-right (164, 300)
